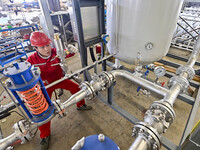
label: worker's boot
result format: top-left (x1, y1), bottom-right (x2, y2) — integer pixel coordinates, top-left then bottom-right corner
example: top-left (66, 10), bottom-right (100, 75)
top-left (77, 104), bottom-right (92, 110)
top-left (40, 135), bottom-right (50, 150)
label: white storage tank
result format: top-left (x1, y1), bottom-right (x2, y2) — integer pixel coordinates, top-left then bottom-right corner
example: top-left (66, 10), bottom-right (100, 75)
top-left (106, 0), bottom-right (184, 64)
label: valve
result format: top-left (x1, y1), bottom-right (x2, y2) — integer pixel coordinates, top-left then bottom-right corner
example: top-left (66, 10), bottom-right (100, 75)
top-left (101, 34), bottom-right (110, 44)
top-left (3, 62), bottom-right (55, 123)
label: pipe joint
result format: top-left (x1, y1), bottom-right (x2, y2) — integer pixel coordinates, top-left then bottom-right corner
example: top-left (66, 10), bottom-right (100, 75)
top-left (133, 122), bottom-right (161, 150)
top-left (147, 100), bottom-right (175, 133)
top-left (168, 76), bottom-right (189, 93)
top-left (53, 100), bottom-right (67, 118)
top-left (176, 66), bottom-right (195, 80)
top-left (13, 120), bottom-right (33, 144)
top-left (80, 82), bottom-right (96, 100)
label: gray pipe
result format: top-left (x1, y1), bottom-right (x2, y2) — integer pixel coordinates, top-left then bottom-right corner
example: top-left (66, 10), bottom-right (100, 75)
top-left (129, 34), bottom-right (200, 150)
top-left (63, 90), bottom-right (87, 109)
top-left (129, 136), bottom-right (149, 150)
top-left (187, 34), bottom-right (200, 68)
top-left (110, 70), bottom-right (169, 97)
top-left (0, 132), bottom-right (19, 150)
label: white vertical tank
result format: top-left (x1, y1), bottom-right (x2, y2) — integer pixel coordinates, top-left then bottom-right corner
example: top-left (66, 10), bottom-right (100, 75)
top-left (106, 0), bottom-right (184, 64)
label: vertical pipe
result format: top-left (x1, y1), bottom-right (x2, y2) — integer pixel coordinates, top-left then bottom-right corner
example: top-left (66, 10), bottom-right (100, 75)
top-left (47, 0), bottom-right (61, 12)
top-left (187, 34), bottom-right (200, 68)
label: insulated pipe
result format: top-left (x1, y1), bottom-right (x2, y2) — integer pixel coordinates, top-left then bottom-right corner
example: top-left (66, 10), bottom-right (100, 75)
top-left (110, 70), bottom-right (169, 97)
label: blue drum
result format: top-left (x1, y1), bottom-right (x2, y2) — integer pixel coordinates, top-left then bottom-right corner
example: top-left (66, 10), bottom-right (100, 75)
top-left (72, 134), bottom-right (119, 150)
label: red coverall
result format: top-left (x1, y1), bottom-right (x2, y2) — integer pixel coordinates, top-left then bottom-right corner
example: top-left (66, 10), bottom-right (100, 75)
top-left (27, 48), bottom-right (85, 138)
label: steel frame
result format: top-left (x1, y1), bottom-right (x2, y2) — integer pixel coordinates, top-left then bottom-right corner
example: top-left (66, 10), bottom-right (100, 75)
top-left (71, 0), bottom-right (106, 81)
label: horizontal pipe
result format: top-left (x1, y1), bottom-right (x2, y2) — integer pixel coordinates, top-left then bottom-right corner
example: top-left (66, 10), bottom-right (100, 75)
top-left (63, 89), bottom-right (87, 109)
top-left (110, 70), bottom-right (169, 97)
top-left (45, 54), bottom-right (114, 89)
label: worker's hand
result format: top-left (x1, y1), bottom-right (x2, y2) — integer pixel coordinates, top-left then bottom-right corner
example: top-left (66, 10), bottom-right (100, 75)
top-left (68, 44), bottom-right (78, 54)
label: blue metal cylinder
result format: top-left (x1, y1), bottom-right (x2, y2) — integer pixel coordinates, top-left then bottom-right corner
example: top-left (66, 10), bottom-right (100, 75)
top-left (3, 62), bottom-right (54, 123)
top-left (78, 135), bottom-right (119, 150)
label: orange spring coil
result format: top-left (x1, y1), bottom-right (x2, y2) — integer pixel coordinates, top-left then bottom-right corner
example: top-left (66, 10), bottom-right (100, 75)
top-left (18, 84), bottom-right (49, 115)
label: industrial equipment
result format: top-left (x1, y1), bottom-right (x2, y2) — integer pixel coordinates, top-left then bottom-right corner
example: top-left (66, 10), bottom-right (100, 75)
top-left (0, 0), bottom-right (200, 150)
top-left (3, 62), bottom-right (54, 122)
top-left (106, 0), bottom-right (183, 64)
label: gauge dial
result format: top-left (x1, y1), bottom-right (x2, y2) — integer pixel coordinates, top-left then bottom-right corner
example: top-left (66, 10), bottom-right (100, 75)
top-left (154, 66), bottom-right (166, 78)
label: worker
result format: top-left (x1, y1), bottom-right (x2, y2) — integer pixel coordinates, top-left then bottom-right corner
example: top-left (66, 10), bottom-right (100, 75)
top-left (27, 31), bottom-right (92, 150)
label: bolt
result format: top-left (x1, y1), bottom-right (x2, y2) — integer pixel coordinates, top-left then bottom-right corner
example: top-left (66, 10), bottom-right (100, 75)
top-left (98, 134), bottom-right (105, 142)
top-left (148, 135), bottom-right (152, 140)
top-left (168, 117), bottom-right (172, 122)
top-left (153, 144), bottom-right (158, 150)
top-left (163, 128), bottom-right (167, 133)
top-left (139, 129), bottom-right (143, 133)
top-left (132, 132), bottom-right (136, 137)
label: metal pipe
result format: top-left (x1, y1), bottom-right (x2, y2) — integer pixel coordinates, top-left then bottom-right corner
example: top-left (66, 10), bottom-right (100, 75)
top-left (165, 84), bottom-right (182, 106)
top-left (130, 33), bottom-right (200, 150)
top-left (63, 90), bottom-right (87, 108)
top-left (166, 34), bottom-right (200, 106)
top-left (45, 54), bottom-right (113, 89)
top-left (110, 70), bottom-right (169, 97)
top-left (129, 136), bottom-right (149, 150)
top-left (187, 34), bottom-right (200, 68)
top-left (0, 132), bottom-right (19, 150)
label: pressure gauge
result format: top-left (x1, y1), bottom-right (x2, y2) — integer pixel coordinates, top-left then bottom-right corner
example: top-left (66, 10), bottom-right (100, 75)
top-left (154, 66), bottom-right (166, 78)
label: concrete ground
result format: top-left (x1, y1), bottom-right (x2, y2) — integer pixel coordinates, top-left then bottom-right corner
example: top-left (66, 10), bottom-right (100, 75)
top-left (0, 46), bottom-right (199, 150)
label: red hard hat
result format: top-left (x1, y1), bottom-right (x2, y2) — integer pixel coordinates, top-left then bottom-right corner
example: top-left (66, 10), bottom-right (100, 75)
top-left (30, 31), bottom-right (51, 47)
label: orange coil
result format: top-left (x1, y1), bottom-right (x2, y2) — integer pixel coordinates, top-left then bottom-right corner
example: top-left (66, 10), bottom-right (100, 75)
top-left (18, 84), bottom-right (49, 115)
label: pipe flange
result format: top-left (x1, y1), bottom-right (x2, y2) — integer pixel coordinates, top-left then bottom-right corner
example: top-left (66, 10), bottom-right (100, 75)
top-left (53, 100), bottom-right (67, 118)
top-left (13, 120), bottom-right (33, 144)
top-left (168, 76), bottom-right (189, 93)
top-left (100, 72), bottom-right (115, 88)
top-left (80, 82), bottom-right (96, 100)
top-left (176, 66), bottom-right (195, 80)
top-left (149, 100), bottom-right (175, 133)
top-left (133, 122), bottom-right (161, 150)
